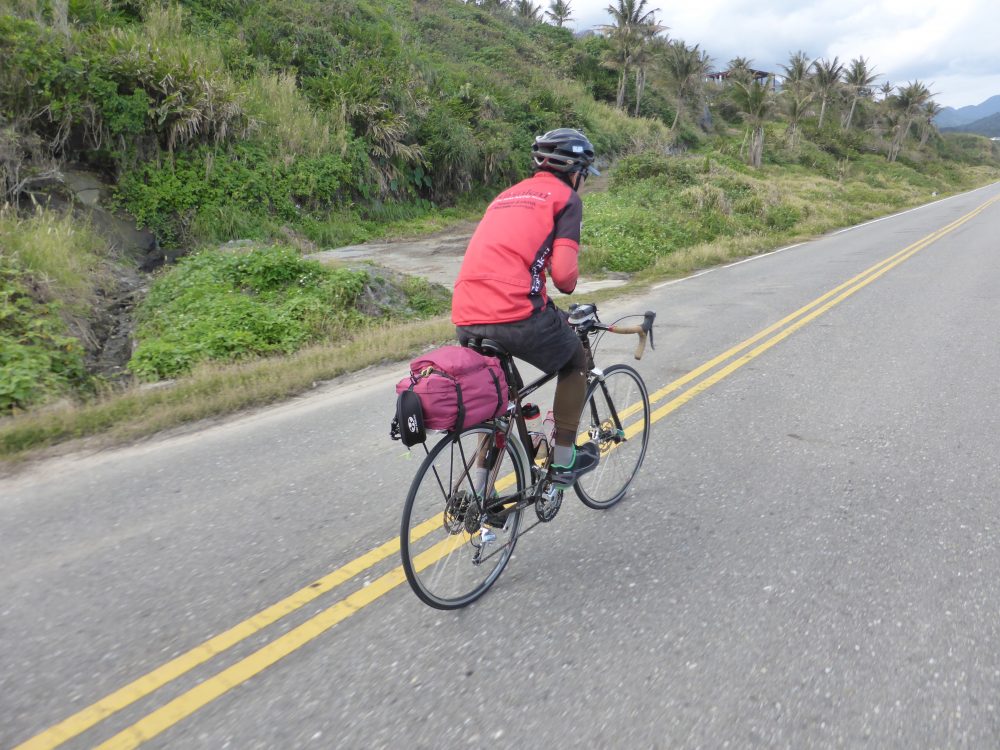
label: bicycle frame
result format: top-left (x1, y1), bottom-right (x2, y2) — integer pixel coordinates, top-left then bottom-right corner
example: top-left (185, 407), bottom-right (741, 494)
top-left (469, 317), bottom-right (639, 522)
top-left (399, 303), bottom-right (655, 607)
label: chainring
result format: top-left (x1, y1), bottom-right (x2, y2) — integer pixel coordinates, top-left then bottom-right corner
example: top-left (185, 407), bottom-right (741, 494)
top-left (535, 483), bottom-right (563, 522)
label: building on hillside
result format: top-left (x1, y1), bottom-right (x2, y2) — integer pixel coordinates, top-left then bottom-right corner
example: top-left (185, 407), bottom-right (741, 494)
top-left (706, 69), bottom-right (776, 90)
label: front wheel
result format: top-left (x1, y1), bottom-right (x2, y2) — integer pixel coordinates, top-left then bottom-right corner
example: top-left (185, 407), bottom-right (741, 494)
top-left (574, 364), bottom-right (651, 509)
top-left (400, 424), bottom-right (527, 609)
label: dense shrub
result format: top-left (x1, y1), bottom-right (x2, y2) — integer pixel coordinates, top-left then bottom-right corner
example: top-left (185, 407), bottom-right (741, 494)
top-left (129, 246), bottom-right (365, 379)
top-left (610, 153), bottom-right (698, 191)
top-left (115, 144), bottom-right (363, 247)
top-left (800, 123), bottom-right (865, 160)
top-left (583, 191), bottom-right (698, 272)
top-left (128, 245), bottom-right (447, 380)
top-left (765, 204), bottom-right (802, 231)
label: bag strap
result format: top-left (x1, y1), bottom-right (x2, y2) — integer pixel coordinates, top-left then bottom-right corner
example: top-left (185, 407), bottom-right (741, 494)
top-left (454, 380), bottom-right (465, 432)
top-left (487, 367), bottom-right (503, 415)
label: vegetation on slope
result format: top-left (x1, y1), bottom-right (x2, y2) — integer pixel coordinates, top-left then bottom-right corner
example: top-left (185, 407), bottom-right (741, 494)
top-left (1, 1), bottom-right (666, 246)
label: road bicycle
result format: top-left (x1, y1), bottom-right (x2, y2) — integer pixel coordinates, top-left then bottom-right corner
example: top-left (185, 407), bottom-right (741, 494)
top-left (399, 303), bottom-right (655, 609)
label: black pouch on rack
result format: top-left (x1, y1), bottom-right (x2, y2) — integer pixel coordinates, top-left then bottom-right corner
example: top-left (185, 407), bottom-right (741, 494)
top-left (391, 388), bottom-right (426, 447)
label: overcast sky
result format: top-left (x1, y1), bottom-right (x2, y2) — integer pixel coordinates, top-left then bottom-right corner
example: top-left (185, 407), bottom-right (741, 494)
top-left (563, 0), bottom-right (1000, 109)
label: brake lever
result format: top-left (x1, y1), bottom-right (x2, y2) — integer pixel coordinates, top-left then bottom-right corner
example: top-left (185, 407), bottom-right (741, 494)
top-left (642, 311), bottom-right (656, 351)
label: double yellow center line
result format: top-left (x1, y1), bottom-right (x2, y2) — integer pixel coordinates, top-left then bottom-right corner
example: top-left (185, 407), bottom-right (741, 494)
top-left (645, 194), bottom-right (999, 422)
top-left (15, 194), bottom-right (999, 750)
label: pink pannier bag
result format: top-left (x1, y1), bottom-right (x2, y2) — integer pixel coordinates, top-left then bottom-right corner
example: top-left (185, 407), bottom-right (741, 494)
top-left (395, 345), bottom-right (508, 433)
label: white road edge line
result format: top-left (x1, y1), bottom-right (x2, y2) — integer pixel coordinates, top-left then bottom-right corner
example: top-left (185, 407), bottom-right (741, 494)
top-left (723, 242), bottom-right (805, 268)
top-left (830, 188), bottom-right (981, 235)
top-left (650, 184), bottom-right (1000, 291)
top-left (653, 269), bottom-right (713, 289)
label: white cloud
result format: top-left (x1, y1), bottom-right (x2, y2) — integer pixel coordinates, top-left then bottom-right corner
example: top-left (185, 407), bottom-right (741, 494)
top-left (563, 0), bottom-right (1000, 108)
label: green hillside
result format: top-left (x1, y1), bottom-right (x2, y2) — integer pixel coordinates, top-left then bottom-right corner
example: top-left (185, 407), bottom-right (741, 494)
top-left (2, 0), bottom-right (1000, 453)
top-left (1, 0), bottom-right (666, 248)
top-left (943, 112), bottom-right (1000, 138)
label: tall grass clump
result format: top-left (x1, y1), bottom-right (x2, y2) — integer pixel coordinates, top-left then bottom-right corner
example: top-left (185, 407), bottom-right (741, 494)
top-left (101, 4), bottom-right (256, 153)
top-left (244, 72), bottom-right (342, 161)
top-left (0, 207), bottom-right (111, 311)
top-left (0, 209), bottom-right (112, 411)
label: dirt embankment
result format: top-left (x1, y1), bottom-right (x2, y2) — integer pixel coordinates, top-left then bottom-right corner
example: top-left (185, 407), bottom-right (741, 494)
top-left (308, 221), bottom-right (479, 287)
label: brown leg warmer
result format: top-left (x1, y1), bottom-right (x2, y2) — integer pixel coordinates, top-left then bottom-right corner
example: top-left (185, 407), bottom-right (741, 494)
top-left (552, 343), bottom-right (588, 447)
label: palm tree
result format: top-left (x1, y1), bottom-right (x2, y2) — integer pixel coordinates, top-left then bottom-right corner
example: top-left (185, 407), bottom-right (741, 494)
top-left (811, 56), bottom-right (844, 128)
top-left (919, 100), bottom-right (943, 146)
top-left (777, 51), bottom-right (814, 147)
top-left (841, 56), bottom-right (878, 130)
top-left (780, 50), bottom-right (812, 95)
top-left (782, 88), bottom-right (814, 148)
top-left (601, 0), bottom-right (660, 110)
top-left (887, 80), bottom-right (932, 161)
top-left (513, 0), bottom-right (542, 21)
top-left (731, 77), bottom-right (774, 167)
top-left (629, 18), bottom-right (667, 116)
top-left (871, 81), bottom-right (895, 145)
top-left (661, 40), bottom-right (712, 131)
top-left (545, 0), bottom-right (573, 26)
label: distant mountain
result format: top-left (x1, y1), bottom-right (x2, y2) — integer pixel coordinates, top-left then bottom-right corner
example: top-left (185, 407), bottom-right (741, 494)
top-left (941, 112), bottom-right (1000, 138)
top-left (935, 95), bottom-right (1000, 128)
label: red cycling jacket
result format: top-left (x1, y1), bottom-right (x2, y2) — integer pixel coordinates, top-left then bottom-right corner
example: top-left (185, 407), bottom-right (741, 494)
top-left (452, 171), bottom-right (582, 325)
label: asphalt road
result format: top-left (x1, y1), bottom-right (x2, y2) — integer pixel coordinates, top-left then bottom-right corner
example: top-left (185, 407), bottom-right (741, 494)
top-left (4, 182), bottom-right (1000, 749)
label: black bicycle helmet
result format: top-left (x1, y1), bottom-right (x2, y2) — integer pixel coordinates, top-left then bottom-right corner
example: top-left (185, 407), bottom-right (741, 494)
top-left (531, 128), bottom-right (600, 176)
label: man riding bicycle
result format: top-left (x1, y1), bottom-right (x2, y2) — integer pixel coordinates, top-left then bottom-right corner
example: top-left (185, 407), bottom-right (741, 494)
top-left (453, 128), bottom-right (601, 489)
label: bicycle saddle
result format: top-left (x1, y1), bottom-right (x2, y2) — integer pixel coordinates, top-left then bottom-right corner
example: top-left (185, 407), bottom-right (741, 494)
top-left (465, 337), bottom-right (509, 359)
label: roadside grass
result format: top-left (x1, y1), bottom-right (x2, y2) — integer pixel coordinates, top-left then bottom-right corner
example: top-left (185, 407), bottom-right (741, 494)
top-left (0, 318), bottom-right (455, 464)
top-left (584, 156), bottom-right (1000, 279)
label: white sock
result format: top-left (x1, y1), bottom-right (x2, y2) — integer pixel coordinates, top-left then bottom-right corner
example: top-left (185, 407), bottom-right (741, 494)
top-left (473, 467), bottom-right (488, 495)
top-left (553, 444), bottom-right (575, 467)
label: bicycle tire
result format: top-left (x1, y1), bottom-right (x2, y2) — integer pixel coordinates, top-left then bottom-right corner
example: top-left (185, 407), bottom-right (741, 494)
top-left (400, 423), bottom-right (527, 609)
top-left (574, 363), bottom-right (651, 509)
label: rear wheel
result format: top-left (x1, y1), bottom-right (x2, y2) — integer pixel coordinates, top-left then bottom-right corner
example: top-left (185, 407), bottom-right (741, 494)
top-left (400, 423), bottom-right (526, 609)
top-left (574, 364), bottom-right (650, 509)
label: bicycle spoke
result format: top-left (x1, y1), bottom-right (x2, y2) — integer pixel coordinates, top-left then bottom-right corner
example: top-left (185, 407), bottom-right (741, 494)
top-left (401, 425), bottom-right (526, 609)
top-left (575, 364), bottom-right (650, 509)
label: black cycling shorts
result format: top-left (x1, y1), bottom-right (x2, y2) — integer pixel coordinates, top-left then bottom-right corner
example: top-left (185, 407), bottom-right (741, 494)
top-left (456, 301), bottom-right (582, 375)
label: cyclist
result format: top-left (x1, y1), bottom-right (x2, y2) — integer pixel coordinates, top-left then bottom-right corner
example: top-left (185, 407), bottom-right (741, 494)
top-left (453, 127), bottom-right (600, 489)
